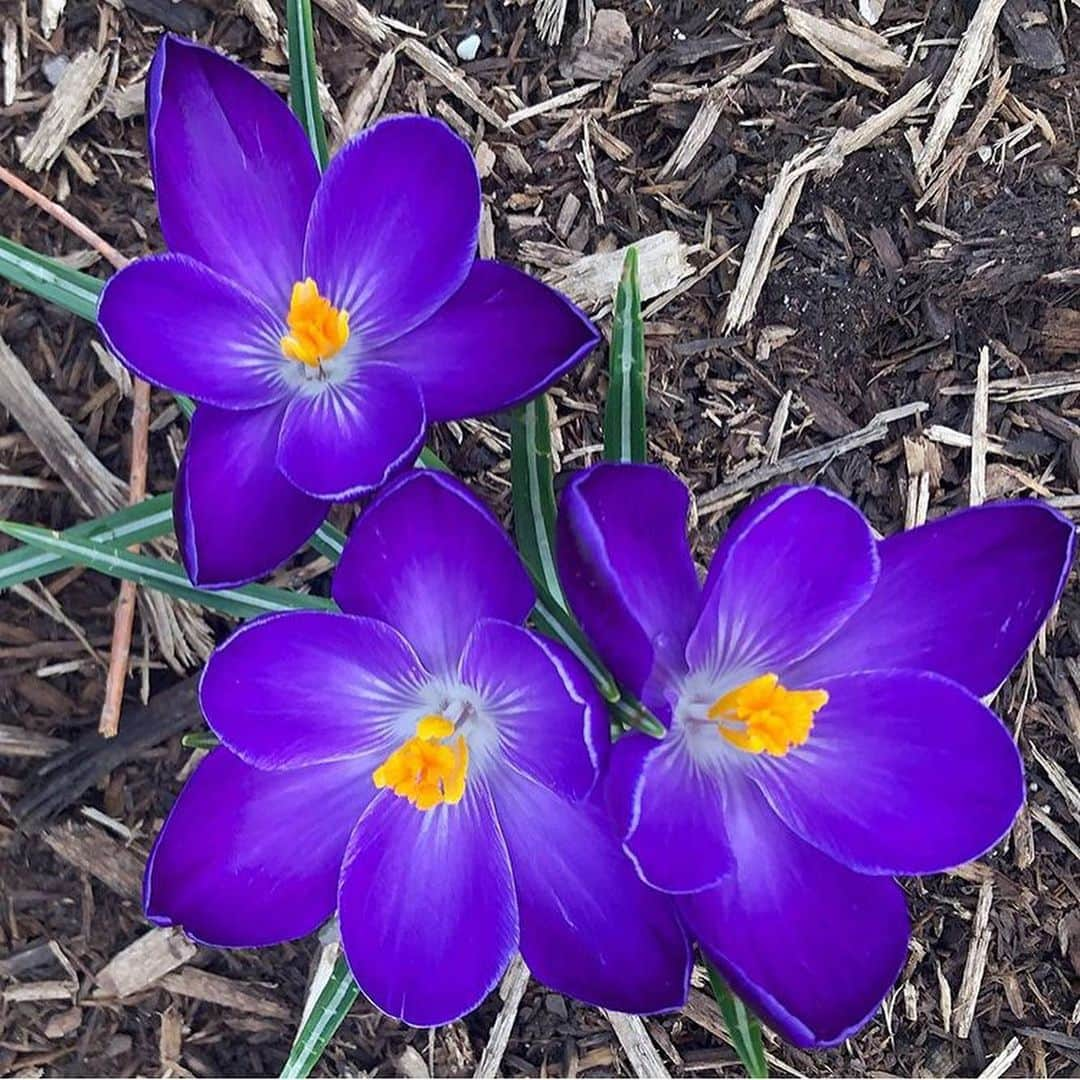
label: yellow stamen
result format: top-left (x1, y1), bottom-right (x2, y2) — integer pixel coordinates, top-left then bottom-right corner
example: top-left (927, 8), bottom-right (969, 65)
top-left (280, 278), bottom-right (350, 367)
top-left (708, 673), bottom-right (827, 756)
top-left (373, 714), bottom-right (469, 810)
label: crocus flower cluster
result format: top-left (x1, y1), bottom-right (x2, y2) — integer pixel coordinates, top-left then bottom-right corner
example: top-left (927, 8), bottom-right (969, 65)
top-left (557, 463), bottom-right (1074, 1046)
top-left (98, 36), bottom-right (598, 589)
top-left (145, 471), bottom-right (691, 1025)
top-left (125, 30), bottom-right (1077, 1050)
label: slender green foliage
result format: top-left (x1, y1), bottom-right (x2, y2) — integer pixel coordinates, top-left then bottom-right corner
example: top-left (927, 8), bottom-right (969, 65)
top-left (286, 0), bottom-right (329, 170)
top-left (181, 731), bottom-right (221, 749)
top-left (706, 962), bottom-right (768, 1078)
top-left (0, 522), bottom-right (334, 620)
top-left (0, 236), bottom-right (103, 322)
top-left (510, 396), bottom-right (565, 605)
top-left (280, 950), bottom-right (359, 1079)
top-left (603, 246), bottom-right (646, 463)
top-left (0, 494), bottom-right (174, 591)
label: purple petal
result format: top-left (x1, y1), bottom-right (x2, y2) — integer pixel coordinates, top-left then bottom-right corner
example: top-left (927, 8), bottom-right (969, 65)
top-left (679, 776), bottom-right (909, 1048)
top-left (276, 363), bottom-right (425, 500)
top-left (98, 255), bottom-right (288, 410)
top-left (748, 669), bottom-right (1024, 875)
top-left (371, 261), bottom-right (599, 422)
top-left (491, 765), bottom-right (691, 1013)
top-left (201, 611), bottom-right (429, 770)
top-left (147, 35), bottom-right (317, 309)
top-left (304, 115), bottom-right (479, 346)
top-left (333, 471), bottom-right (535, 674)
top-left (459, 620), bottom-right (606, 801)
top-left (175, 404), bottom-right (327, 588)
top-left (144, 747), bottom-right (369, 947)
top-left (685, 487), bottom-right (878, 679)
top-left (789, 502), bottom-right (1075, 695)
top-left (338, 784), bottom-right (517, 1026)
top-left (557, 464), bottom-right (701, 704)
top-left (621, 733), bottom-right (733, 893)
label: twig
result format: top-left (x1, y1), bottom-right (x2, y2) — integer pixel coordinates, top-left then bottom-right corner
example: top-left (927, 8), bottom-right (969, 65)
top-left (0, 163), bottom-right (149, 737)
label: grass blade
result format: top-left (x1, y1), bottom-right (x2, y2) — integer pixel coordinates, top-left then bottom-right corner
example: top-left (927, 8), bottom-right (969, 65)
top-left (286, 0), bottom-right (328, 170)
top-left (603, 245), bottom-right (646, 463)
top-left (509, 395), bottom-right (661, 732)
top-left (706, 962), bottom-right (768, 1078)
top-left (280, 947), bottom-right (358, 1079)
top-left (0, 236), bottom-right (103, 323)
top-left (0, 521), bottom-right (334, 620)
top-left (0, 494), bottom-right (174, 590)
top-left (510, 396), bottom-right (564, 605)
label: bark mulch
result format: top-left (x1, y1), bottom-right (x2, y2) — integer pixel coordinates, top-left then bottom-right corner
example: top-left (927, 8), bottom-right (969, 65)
top-left (1, 0), bottom-right (1078, 1076)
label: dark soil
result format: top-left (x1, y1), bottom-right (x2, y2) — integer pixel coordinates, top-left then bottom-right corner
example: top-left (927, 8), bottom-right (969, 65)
top-left (2, 0), bottom-right (1079, 1076)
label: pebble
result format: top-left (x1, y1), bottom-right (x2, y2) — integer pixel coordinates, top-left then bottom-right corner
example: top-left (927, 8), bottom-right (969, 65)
top-left (456, 34), bottom-right (481, 62)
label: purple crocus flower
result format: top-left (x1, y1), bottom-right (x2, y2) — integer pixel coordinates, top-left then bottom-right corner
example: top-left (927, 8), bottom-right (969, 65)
top-left (98, 36), bottom-right (598, 589)
top-left (557, 463), bottom-right (1074, 1047)
top-left (144, 469), bottom-right (691, 1025)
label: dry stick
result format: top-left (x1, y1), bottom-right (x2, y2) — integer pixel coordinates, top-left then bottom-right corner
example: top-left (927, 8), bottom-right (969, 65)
top-left (0, 162), bottom-right (148, 738)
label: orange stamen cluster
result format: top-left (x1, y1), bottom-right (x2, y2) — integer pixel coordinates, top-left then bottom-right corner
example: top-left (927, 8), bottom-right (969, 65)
top-left (373, 715), bottom-right (469, 811)
top-left (708, 673), bottom-right (827, 756)
top-left (280, 278), bottom-right (349, 367)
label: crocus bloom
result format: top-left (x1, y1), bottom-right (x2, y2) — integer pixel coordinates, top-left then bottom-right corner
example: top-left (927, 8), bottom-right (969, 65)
top-left (557, 463), bottom-right (1074, 1047)
top-left (98, 36), bottom-right (598, 588)
top-left (144, 470), bottom-right (690, 1025)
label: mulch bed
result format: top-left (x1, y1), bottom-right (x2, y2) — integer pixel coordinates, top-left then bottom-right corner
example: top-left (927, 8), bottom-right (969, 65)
top-left (1, 0), bottom-right (1078, 1075)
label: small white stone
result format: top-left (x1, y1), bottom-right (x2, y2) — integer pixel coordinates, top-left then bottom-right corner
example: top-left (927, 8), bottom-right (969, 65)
top-left (456, 33), bottom-right (481, 62)
top-left (41, 53), bottom-right (70, 87)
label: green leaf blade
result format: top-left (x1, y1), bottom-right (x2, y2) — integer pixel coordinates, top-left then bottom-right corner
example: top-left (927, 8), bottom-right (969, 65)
top-left (0, 494), bottom-right (175, 590)
top-left (0, 521), bottom-right (334, 620)
top-left (510, 396), bottom-right (565, 606)
top-left (706, 962), bottom-right (768, 1078)
top-left (0, 236), bottom-right (103, 323)
top-left (280, 949), bottom-right (358, 1079)
top-left (286, 0), bottom-right (329, 170)
top-left (604, 245), bottom-right (646, 464)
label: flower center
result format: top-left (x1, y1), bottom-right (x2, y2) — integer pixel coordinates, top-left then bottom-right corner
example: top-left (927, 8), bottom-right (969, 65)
top-left (280, 278), bottom-right (349, 367)
top-left (707, 673), bottom-right (827, 756)
top-left (372, 714), bottom-right (469, 810)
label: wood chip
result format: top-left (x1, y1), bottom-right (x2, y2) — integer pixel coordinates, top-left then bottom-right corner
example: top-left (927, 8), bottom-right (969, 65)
top-left (312, 0), bottom-right (393, 47)
top-left (919, 69), bottom-right (1011, 209)
top-left (533, 0), bottom-right (570, 46)
top-left (19, 49), bottom-right (108, 172)
top-left (41, 820), bottom-right (144, 899)
top-left (560, 9), bottom-right (634, 82)
top-left (660, 50), bottom-right (773, 177)
top-left (523, 231), bottom-right (693, 312)
top-left (39, 0), bottom-right (66, 38)
top-left (2, 20), bottom-right (18, 108)
top-left (0, 723), bottom-right (68, 757)
top-left (340, 46), bottom-right (397, 141)
top-left (954, 878), bottom-right (994, 1039)
top-left (474, 957), bottom-right (529, 1078)
top-left (237, 0), bottom-right (280, 43)
top-left (698, 401), bottom-right (928, 511)
top-left (95, 928), bottom-right (198, 998)
top-left (601, 1011), bottom-right (670, 1079)
top-left (913, 0), bottom-right (1009, 184)
top-left (785, 7), bottom-right (903, 91)
top-left (979, 1036), bottom-right (1023, 1078)
top-left (970, 345), bottom-right (990, 506)
top-left (506, 81), bottom-right (601, 128)
top-left (0, 335), bottom-right (126, 515)
top-left (159, 968), bottom-right (290, 1019)
top-left (400, 39), bottom-right (506, 130)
